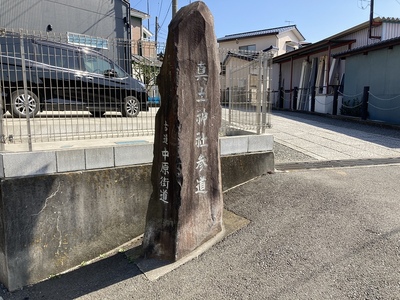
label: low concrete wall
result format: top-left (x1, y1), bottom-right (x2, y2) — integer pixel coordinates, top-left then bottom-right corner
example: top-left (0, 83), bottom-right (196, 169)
top-left (0, 134), bottom-right (274, 291)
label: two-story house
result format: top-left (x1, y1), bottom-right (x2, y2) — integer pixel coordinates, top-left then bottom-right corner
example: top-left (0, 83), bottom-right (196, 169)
top-left (130, 8), bottom-right (154, 58)
top-left (217, 25), bottom-right (306, 105)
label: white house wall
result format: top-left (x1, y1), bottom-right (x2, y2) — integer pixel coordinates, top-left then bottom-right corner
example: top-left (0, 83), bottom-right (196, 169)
top-left (219, 35), bottom-right (278, 51)
top-left (277, 31), bottom-right (302, 55)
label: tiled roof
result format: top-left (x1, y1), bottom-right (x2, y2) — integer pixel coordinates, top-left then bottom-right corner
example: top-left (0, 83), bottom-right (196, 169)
top-left (217, 25), bottom-right (300, 42)
top-left (381, 17), bottom-right (400, 23)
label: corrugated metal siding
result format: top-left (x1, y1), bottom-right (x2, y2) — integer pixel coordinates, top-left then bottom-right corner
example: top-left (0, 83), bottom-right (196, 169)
top-left (382, 22), bottom-right (400, 40)
top-left (0, 0), bottom-right (129, 40)
top-left (0, 0), bottom-right (42, 30)
top-left (340, 27), bottom-right (382, 49)
top-left (343, 45), bottom-right (400, 124)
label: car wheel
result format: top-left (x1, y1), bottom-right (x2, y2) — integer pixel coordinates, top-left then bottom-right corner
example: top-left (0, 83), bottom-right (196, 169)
top-left (121, 96), bottom-right (140, 117)
top-left (10, 89), bottom-right (39, 118)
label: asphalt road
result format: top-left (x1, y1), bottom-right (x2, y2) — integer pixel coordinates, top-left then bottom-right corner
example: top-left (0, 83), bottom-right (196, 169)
top-left (2, 111), bottom-right (400, 300)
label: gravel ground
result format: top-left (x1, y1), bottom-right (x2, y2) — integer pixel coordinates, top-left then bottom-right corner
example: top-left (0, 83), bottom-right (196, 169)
top-left (273, 142), bottom-right (316, 164)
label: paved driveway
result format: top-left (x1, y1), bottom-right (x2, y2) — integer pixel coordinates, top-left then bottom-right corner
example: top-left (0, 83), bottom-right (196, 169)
top-left (269, 111), bottom-right (400, 161)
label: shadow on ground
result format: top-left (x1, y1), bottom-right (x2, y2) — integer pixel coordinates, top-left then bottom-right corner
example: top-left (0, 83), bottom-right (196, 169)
top-left (1, 252), bottom-right (142, 300)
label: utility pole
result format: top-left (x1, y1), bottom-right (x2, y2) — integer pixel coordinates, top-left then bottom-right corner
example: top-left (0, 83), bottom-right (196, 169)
top-left (155, 16), bottom-right (158, 46)
top-left (147, 0), bottom-right (150, 30)
top-left (172, 0), bottom-right (178, 17)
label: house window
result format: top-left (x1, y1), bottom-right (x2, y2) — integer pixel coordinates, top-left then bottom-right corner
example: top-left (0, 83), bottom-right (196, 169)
top-left (239, 44), bottom-right (256, 54)
top-left (67, 32), bottom-right (109, 49)
top-left (286, 44), bottom-right (296, 52)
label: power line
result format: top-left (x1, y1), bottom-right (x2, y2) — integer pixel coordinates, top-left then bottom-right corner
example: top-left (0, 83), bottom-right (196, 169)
top-left (159, 2), bottom-right (172, 29)
top-left (357, 0), bottom-right (370, 10)
top-left (157, 0), bottom-right (164, 19)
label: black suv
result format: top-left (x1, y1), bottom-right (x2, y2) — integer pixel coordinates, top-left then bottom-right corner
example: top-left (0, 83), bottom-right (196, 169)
top-left (0, 32), bottom-right (148, 118)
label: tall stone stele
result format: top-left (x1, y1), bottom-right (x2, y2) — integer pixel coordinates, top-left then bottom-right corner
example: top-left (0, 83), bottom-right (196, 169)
top-left (142, 1), bottom-right (223, 261)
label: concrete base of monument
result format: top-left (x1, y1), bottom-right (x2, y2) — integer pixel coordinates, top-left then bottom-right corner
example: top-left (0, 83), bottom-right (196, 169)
top-left (0, 134), bottom-right (272, 291)
top-left (127, 209), bottom-right (250, 281)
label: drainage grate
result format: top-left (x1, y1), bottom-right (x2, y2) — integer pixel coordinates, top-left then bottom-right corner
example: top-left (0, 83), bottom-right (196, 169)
top-left (275, 157), bottom-right (400, 171)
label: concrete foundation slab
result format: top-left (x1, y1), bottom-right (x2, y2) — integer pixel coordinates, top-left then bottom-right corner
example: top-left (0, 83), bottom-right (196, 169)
top-left (132, 209), bottom-right (250, 281)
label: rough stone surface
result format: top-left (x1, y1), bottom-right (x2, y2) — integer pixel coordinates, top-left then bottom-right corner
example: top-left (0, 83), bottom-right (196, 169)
top-left (142, 2), bottom-right (223, 261)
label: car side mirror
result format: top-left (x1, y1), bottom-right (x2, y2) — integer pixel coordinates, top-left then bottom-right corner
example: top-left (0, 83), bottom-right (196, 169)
top-left (104, 69), bottom-right (118, 78)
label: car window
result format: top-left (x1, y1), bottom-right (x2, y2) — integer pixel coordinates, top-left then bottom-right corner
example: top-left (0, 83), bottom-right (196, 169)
top-left (37, 44), bottom-right (80, 70)
top-left (0, 35), bottom-right (35, 61)
top-left (113, 63), bottom-right (128, 78)
top-left (82, 54), bottom-right (113, 75)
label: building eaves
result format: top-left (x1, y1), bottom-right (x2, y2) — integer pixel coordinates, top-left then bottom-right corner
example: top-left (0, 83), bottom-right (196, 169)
top-left (273, 39), bottom-right (356, 63)
top-left (131, 8), bottom-right (150, 20)
top-left (273, 16), bottom-right (400, 64)
top-left (143, 26), bottom-right (153, 38)
top-left (222, 46), bottom-right (277, 65)
top-left (333, 36), bottom-right (400, 58)
top-left (217, 25), bottom-right (302, 42)
top-left (222, 51), bottom-right (258, 65)
top-left (316, 16), bottom-right (399, 42)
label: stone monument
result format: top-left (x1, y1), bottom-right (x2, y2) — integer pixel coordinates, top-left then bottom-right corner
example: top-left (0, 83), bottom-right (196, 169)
top-left (142, 1), bottom-right (223, 261)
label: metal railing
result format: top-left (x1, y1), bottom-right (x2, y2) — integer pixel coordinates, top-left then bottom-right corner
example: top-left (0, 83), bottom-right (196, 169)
top-left (0, 29), bottom-right (273, 152)
top-left (219, 48), bottom-right (274, 135)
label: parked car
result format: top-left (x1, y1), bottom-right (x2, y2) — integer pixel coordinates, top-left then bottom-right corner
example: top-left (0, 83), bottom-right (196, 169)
top-left (0, 32), bottom-right (148, 118)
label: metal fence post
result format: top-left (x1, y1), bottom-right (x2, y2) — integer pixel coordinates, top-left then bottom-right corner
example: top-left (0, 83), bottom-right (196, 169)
top-left (292, 87), bottom-right (299, 111)
top-left (279, 87), bottom-right (284, 109)
top-left (261, 53), bottom-right (267, 133)
top-left (0, 79), bottom-right (4, 152)
top-left (310, 87), bottom-right (316, 112)
top-left (332, 85), bottom-right (339, 115)
top-left (20, 31), bottom-right (33, 151)
top-left (256, 52), bottom-right (262, 135)
top-left (262, 51), bottom-right (273, 133)
top-left (361, 86), bottom-right (369, 120)
top-left (228, 67), bottom-right (233, 127)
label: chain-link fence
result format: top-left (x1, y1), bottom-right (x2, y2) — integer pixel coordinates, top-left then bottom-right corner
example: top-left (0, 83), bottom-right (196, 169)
top-left (0, 29), bottom-right (273, 152)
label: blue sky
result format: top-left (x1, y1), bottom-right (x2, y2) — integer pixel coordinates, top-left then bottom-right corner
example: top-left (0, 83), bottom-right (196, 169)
top-left (130, 0), bottom-right (400, 43)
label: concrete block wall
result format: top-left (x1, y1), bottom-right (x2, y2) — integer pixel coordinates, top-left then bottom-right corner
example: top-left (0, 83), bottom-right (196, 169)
top-left (0, 135), bottom-right (273, 178)
top-left (0, 134), bottom-right (274, 291)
